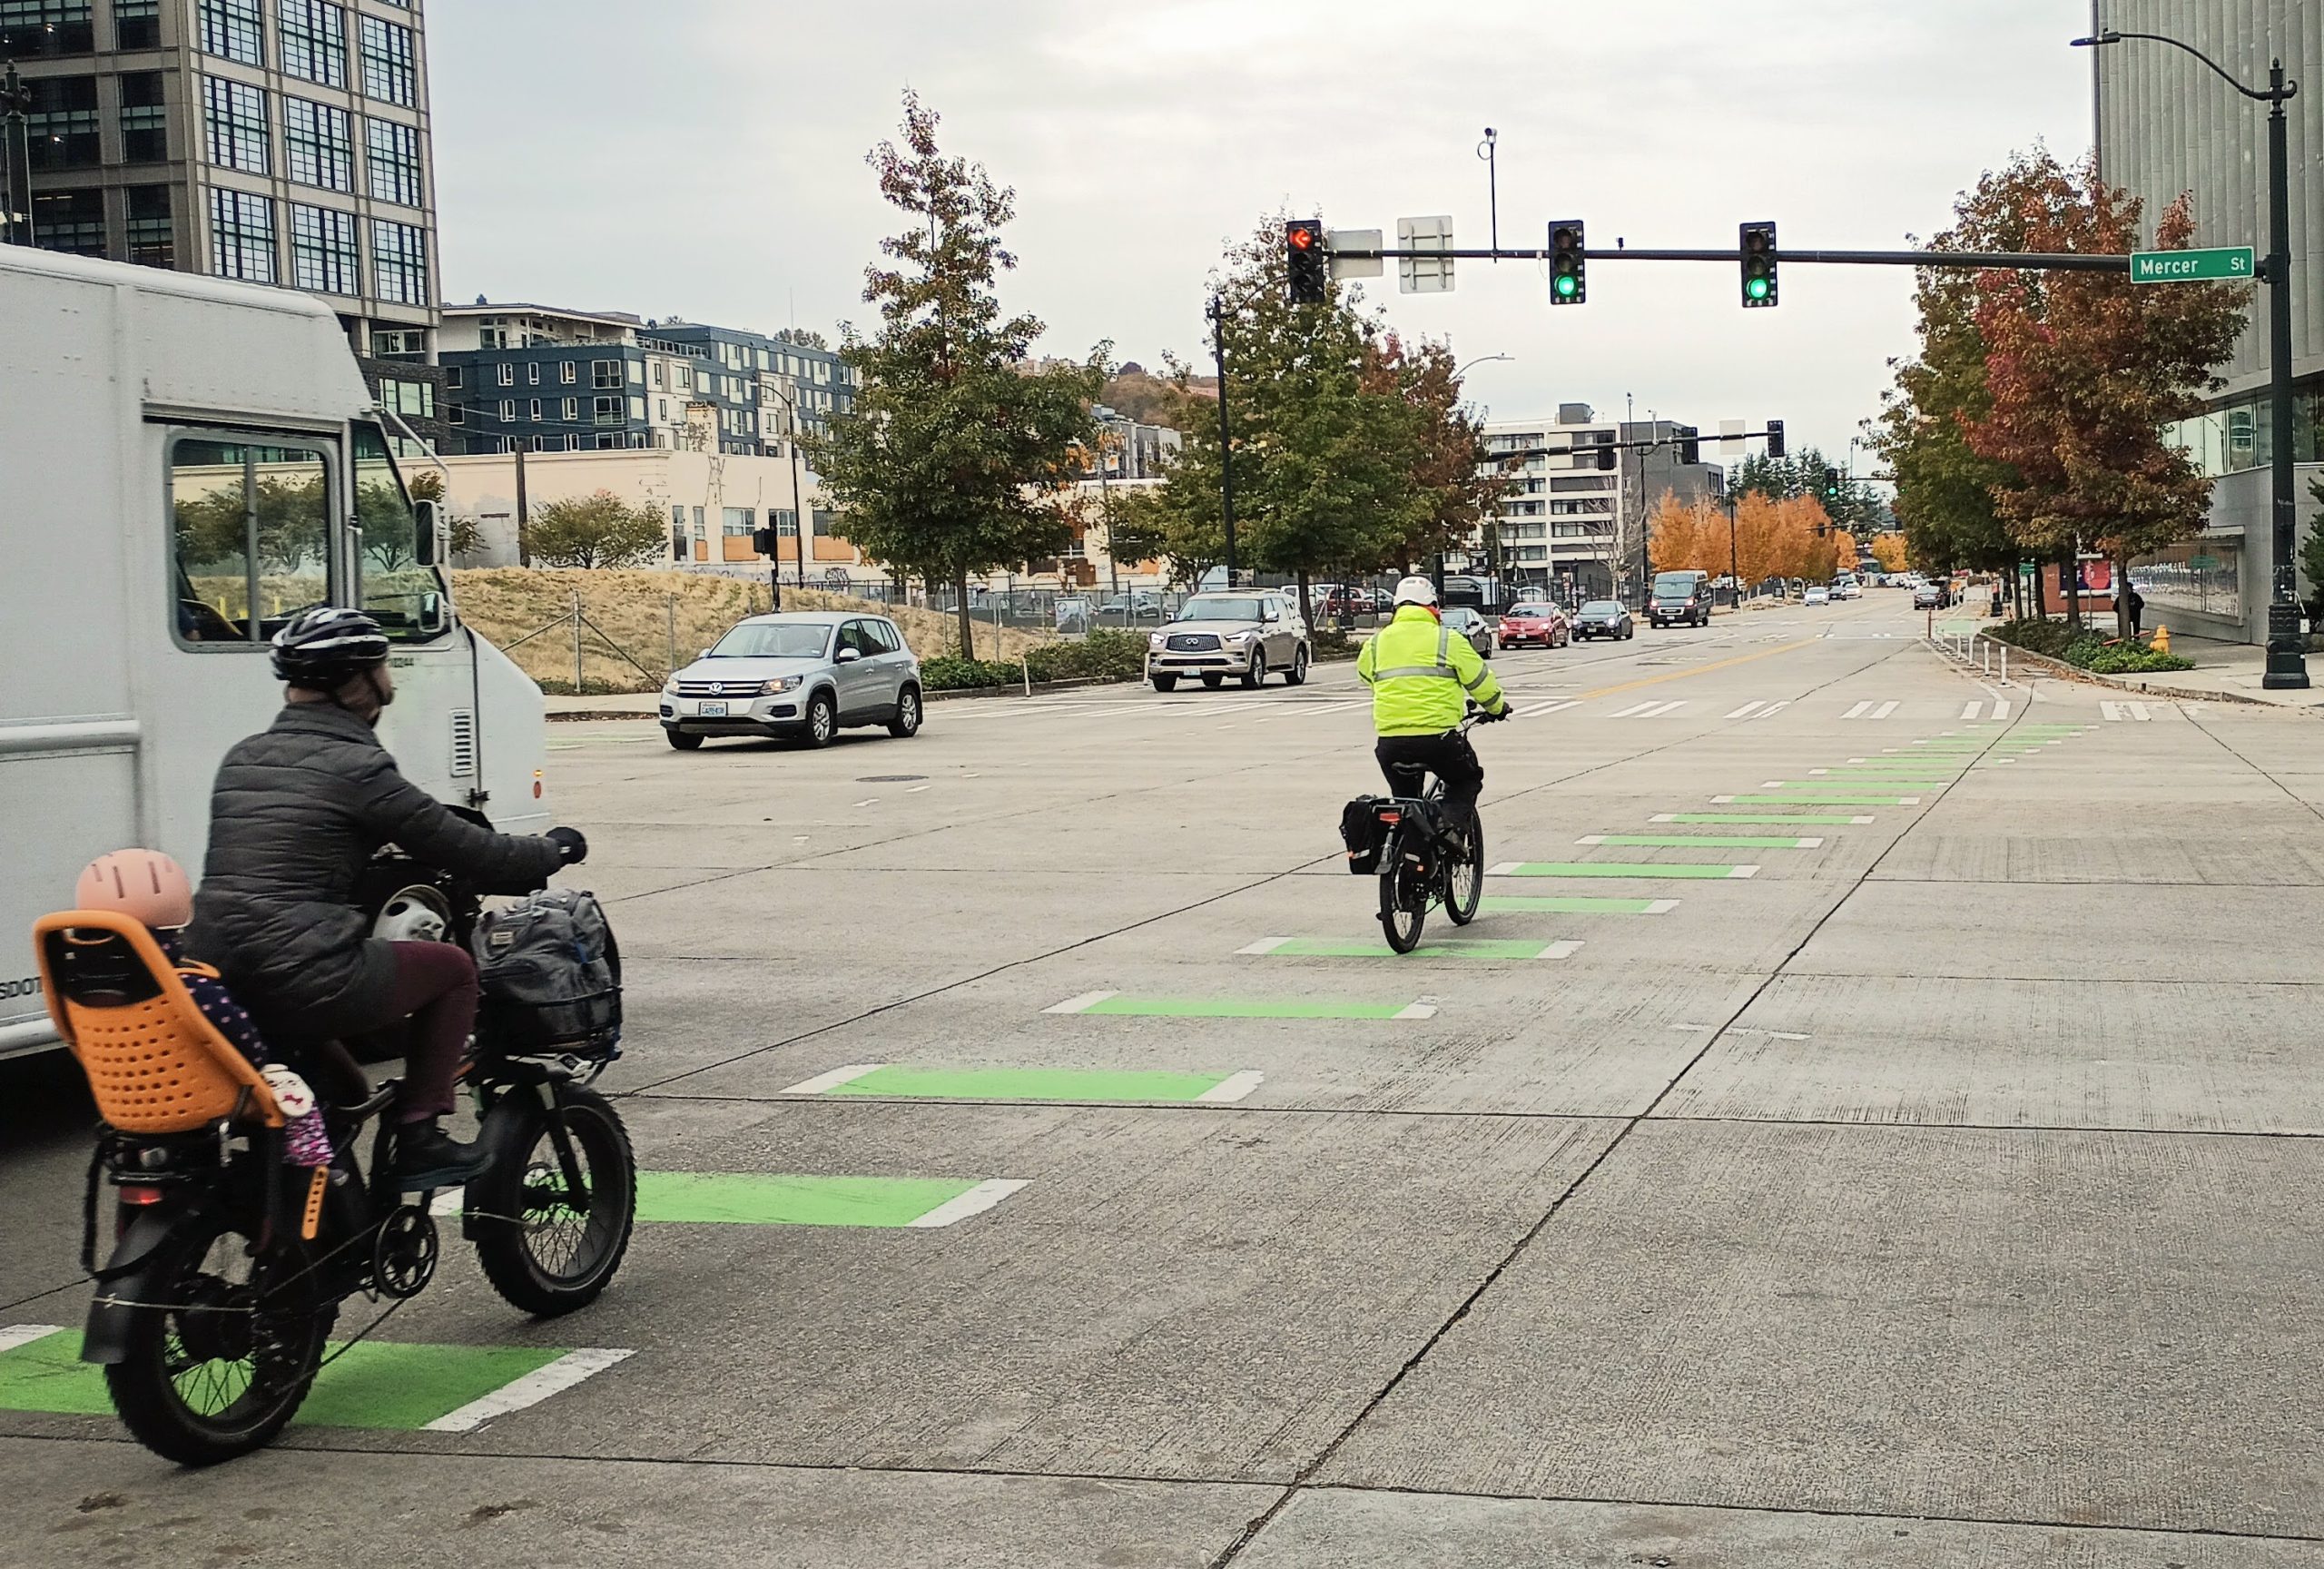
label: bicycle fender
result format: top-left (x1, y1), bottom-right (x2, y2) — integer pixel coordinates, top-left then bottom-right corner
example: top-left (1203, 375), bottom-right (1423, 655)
top-left (458, 1092), bottom-right (545, 1241)
top-left (81, 1207), bottom-right (189, 1365)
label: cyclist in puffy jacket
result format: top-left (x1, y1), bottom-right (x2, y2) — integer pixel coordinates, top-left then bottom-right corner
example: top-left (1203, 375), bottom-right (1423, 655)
top-left (186, 607), bottom-right (586, 1187)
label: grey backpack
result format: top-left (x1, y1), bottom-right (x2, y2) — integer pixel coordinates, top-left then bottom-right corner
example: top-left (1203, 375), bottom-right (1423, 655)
top-left (470, 887), bottom-right (622, 1055)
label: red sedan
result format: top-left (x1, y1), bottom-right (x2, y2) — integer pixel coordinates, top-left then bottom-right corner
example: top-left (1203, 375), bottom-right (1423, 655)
top-left (1498, 601), bottom-right (1571, 649)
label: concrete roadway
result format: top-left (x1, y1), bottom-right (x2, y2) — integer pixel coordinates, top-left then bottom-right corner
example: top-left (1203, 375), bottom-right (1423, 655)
top-left (5, 592), bottom-right (2323, 1566)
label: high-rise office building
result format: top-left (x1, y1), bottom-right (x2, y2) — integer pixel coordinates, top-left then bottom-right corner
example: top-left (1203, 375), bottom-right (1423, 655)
top-left (2, 0), bottom-right (444, 449)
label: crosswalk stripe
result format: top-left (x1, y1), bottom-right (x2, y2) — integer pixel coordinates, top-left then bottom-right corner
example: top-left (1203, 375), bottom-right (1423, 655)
top-left (1726, 701), bottom-right (1766, 719)
top-left (1612, 699), bottom-right (1685, 718)
top-left (1519, 699), bottom-right (1581, 717)
top-left (2102, 700), bottom-right (2153, 722)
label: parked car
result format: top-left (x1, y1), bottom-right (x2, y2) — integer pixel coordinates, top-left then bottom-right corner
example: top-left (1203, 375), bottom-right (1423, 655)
top-left (1442, 605), bottom-right (1495, 658)
top-left (1913, 583), bottom-right (1946, 609)
top-left (1804, 586), bottom-right (1831, 607)
top-left (1571, 599), bottom-right (1635, 640)
top-left (661, 612), bottom-right (921, 750)
top-left (1147, 590), bottom-right (1312, 690)
top-left (1498, 601), bottom-right (1570, 649)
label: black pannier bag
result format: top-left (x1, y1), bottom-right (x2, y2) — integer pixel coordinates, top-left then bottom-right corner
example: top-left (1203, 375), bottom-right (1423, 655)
top-left (1341, 796), bottom-right (1391, 874)
top-left (471, 887), bottom-right (623, 1056)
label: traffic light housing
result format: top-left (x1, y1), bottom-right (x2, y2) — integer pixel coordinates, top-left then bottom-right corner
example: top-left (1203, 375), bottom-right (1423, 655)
top-left (1596, 440), bottom-right (1617, 471)
top-left (1285, 219), bottom-right (1327, 305)
top-left (1820, 467), bottom-right (1841, 502)
top-left (753, 527), bottom-right (777, 555)
top-left (1740, 221), bottom-right (1777, 308)
top-left (1548, 221), bottom-right (1585, 305)
top-left (1680, 429), bottom-right (1700, 465)
top-left (1765, 419), bottom-right (1786, 459)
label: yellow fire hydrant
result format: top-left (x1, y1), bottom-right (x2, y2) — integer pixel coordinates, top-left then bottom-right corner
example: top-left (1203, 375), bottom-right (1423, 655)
top-left (2152, 624), bottom-right (2171, 655)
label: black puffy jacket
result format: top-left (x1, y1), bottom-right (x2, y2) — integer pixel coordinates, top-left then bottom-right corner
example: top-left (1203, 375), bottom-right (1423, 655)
top-left (186, 703), bottom-right (565, 1037)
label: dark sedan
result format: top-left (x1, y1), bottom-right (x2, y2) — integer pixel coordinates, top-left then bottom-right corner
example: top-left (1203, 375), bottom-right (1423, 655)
top-left (1571, 599), bottom-right (1634, 640)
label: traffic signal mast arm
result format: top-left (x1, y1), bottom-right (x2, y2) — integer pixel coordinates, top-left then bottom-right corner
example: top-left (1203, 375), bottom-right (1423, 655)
top-left (1322, 242), bottom-right (2135, 273)
top-left (1492, 427), bottom-right (1785, 465)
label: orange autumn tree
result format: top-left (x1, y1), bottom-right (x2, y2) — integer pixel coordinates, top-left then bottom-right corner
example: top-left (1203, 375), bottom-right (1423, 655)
top-left (1648, 492), bottom-right (1721, 573)
top-left (1867, 534), bottom-right (1908, 573)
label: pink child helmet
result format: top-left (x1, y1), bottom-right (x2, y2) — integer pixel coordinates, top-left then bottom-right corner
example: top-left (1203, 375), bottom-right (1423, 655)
top-left (75, 849), bottom-right (195, 930)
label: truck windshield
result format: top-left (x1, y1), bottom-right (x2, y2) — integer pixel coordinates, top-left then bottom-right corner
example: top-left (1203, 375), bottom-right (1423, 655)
top-left (1651, 574), bottom-right (1699, 598)
top-left (352, 423), bottom-right (448, 642)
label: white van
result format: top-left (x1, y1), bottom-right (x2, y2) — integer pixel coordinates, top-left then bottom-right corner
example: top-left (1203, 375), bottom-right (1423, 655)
top-left (0, 250), bottom-right (547, 1058)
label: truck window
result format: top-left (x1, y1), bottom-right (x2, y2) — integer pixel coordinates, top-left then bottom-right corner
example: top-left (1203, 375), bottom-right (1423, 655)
top-left (170, 435), bottom-right (331, 646)
top-left (352, 423), bottom-right (448, 641)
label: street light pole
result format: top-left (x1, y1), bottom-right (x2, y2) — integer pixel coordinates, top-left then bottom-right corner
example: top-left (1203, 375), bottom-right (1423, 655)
top-left (1206, 293), bottom-right (1236, 587)
top-left (2074, 28), bottom-right (2304, 687)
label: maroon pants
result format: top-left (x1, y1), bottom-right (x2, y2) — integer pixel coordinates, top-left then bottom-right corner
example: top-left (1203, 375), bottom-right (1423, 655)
top-left (380, 939), bottom-right (478, 1122)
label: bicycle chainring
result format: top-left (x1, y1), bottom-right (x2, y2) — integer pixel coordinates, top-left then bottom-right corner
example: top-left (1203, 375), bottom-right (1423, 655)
top-left (370, 1205), bottom-right (440, 1299)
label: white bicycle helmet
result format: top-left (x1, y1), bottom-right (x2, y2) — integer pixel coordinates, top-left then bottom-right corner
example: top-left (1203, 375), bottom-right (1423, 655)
top-left (1393, 576), bottom-right (1439, 608)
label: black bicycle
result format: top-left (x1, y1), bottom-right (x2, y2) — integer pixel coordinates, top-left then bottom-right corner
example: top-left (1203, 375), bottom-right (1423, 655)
top-left (1362, 712), bottom-right (1491, 953)
top-left (38, 858), bottom-right (634, 1466)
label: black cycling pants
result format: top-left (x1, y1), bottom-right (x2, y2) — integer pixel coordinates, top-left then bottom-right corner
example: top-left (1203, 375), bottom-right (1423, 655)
top-left (1375, 733), bottom-right (1483, 828)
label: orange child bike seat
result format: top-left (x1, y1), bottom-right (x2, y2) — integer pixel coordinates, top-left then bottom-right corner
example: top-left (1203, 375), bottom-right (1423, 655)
top-left (32, 911), bottom-right (284, 1135)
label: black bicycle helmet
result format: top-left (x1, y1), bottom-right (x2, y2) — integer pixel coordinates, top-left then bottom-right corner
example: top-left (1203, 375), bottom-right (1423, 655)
top-left (271, 607), bottom-right (390, 687)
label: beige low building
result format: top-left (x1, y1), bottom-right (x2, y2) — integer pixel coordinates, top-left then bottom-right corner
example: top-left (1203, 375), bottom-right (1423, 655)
top-left (437, 445), bottom-right (870, 580)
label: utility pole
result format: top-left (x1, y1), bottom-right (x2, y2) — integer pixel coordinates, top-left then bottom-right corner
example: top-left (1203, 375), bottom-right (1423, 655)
top-left (511, 439), bottom-right (530, 567)
top-left (1206, 293), bottom-right (1236, 586)
top-left (1, 60), bottom-right (32, 249)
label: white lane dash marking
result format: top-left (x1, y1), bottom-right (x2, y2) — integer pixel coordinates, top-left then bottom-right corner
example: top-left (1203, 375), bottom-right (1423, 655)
top-left (1725, 865), bottom-right (1760, 879)
top-left (1669, 1021), bottom-right (1716, 1031)
top-left (853, 798), bottom-right (880, 808)
top-left (1196, 1070), bottom-right (1267, 1103)
top-left (1393, 1001), bottom-right (1441, 1021)
top-left (1236, 937), bottom-right (1293, 955)
top-left (905, 1179), bottom-right (1028, 1229)
top-left (423, 1347), bottom-right (635, 1433)
top-left (1795, 837), bottom-right (1827, 848)
top-left (1537, 940), bottom-right (1585, 960)
top-left (1645, 901), bottom-right (1680, 913)
top-left (1575, 835), bottom-right (1606, 845)
top-left (0, 1325), bottom-right (64, 1355)
top-left (907, 784), bottom-right (931, 794)
top-left (778, 1063), bottom-right (883, 1096)
top-left (1486, 861), bottom-right (1524, 875)
top-left (1043, 991), bottom-right (1118, 1015)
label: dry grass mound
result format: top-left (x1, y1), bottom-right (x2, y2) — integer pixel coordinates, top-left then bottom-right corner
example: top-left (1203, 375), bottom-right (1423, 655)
top-left (451, 568), bottom-right (1051, 692)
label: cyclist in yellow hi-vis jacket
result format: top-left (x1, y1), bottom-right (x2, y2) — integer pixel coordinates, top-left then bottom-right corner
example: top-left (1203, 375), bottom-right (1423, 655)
top-left (1355, 577), bottom-right (1511, 836)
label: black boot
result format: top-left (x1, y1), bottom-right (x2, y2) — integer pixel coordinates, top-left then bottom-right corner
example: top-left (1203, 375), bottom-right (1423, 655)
top-left (392, 1117), bottom-right (487, 1189)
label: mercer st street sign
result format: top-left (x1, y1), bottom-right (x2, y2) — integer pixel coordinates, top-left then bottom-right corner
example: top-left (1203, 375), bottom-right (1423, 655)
top-left (2130, 246), bottom-right (2256, 283)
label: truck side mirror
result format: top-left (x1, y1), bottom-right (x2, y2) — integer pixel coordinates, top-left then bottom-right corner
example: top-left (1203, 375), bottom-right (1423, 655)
top-left (413, 498), bottom-right (447, 566)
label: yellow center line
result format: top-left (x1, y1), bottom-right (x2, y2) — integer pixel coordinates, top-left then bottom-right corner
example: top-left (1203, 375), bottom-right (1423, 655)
top-left (1575, 637), bottom-right (1824, 702)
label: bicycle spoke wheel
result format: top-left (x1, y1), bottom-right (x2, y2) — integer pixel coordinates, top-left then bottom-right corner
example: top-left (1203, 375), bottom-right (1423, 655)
top-left (1444, 809), bottom-right (1483, 925)
top-left (1379, 854), bottom-right (1426, 953)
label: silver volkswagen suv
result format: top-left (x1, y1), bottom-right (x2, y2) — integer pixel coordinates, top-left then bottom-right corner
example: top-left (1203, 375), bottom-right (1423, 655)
top-left (660, 611), bottom-right (921, 750)
top-left (1147, 590), bottom-right (1312, 691)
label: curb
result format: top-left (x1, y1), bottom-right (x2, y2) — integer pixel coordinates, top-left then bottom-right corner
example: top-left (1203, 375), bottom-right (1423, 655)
top-left (1968, 632), bottom-right (2286, 709)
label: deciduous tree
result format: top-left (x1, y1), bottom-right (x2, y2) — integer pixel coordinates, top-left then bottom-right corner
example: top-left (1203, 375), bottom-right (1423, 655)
top-left (804, 91), bottom-right (1104, 653)
top-left (527, 490), bottom-right (666, 569)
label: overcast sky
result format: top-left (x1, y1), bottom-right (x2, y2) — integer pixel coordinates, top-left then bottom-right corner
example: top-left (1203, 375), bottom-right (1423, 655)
top-left (430, 0), bottom-right (2099, 469)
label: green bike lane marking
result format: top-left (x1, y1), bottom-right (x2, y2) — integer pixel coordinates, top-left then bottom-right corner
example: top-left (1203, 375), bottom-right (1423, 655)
top-left (1758, 778), bottom-right (1948, 790)
top-left (1488, 862), bottom-right (1758, 880)
top-left (779, 1063), bottom-right (1267, 1103)
top-left (1236, 936), bottom-right (1581, 960)
top-left (1475, 895), bottom-right (1679, 913)
top-left (1043, 991), bottom-right (1437, 1020)
top-left (1652, 814), bottom-right (1873, 826)
top-left (1577, 834), bottom-right (1821, 849)
top-left (1715, 794), bottom-right (1917, 806)
top-left (635, 1171), bottom-right (1026, 1228)
top-left (0, 1327), bottom-right (629, 1432)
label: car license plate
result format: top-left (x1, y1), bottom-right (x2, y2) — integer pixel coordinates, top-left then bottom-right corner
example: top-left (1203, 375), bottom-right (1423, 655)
top-left (698, 701), bottom-right (727, 716)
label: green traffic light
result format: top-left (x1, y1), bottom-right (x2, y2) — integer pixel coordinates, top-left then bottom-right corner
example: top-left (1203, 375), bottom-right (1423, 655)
top-left (1554, 274), bottom-right (1578, 297)
top-left (1747, 277), bottom-right (1769, 300)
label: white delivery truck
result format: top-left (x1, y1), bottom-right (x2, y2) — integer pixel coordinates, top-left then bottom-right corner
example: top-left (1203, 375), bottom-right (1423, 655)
top-left (0, 248), bottom-right (548, 1058)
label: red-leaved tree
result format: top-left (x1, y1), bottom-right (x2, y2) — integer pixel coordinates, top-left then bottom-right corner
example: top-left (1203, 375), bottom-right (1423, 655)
top-left (1959, 152), bottom-right (2246, 634)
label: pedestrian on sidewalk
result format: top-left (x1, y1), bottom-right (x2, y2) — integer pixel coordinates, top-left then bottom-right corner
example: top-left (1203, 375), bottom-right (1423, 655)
top-left (2125, 582), bottom-right (2145, 638)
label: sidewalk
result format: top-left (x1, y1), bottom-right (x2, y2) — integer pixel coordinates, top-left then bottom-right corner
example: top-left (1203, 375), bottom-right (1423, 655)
top-left (545, 691), bottom-right (661, 720)
top-left (1977, 626), bottom-right (2324, 711)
